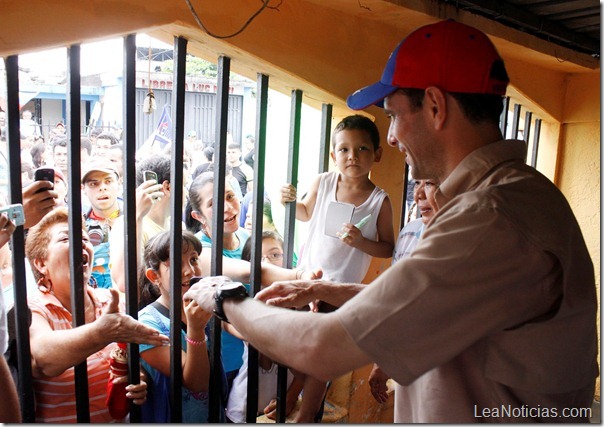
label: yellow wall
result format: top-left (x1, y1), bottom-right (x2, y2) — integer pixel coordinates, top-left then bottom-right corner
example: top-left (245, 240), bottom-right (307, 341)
top-left (556, 72), bottom-right (601, 399)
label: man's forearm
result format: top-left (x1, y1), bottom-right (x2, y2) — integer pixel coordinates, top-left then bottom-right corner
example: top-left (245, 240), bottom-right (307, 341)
top-left (224, 298), bottom-right (370, 381)
top-left (311, 281), bottom-right (367, 307)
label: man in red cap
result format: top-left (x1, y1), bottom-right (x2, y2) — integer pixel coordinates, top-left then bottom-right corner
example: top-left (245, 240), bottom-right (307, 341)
top-left (183, 20), bottom-right (597, 422)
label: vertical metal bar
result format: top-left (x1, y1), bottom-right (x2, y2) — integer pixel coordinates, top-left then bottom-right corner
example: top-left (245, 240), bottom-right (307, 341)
top-left (245, 73), bottom-right (269, 423)
top-left (278, 88), bottom-right (303, 423)
top-left (318, 104), bottom-right (332, 173)
top-left (499, 96), bottom-right (510, 137)
top-left (400, 163), bottom-right (411, 229)
top-left (510, 104), bottom-right (521, 140)
top-left (523, 111), bottom-right (532, 143)
top-left (282, 89), bottom-right (302, 269)
top-left (523, 111), bottom-right (532, 163)
top-left (530, 119), bottom-right (542, 168)
top-left (208, 55), bottom-right (231, 423)
top-left (122, 33), bottom-right (142, 423)
top-left (66, 44), bottom-right (90, 423)
top-left (5, 55), bottom-right (35, 422)
top-left (169, 35), bottom-right (187, 423)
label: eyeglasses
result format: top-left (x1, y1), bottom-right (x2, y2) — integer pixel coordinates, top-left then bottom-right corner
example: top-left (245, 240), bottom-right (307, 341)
top-left (261, 253), bottom-right (283, 262)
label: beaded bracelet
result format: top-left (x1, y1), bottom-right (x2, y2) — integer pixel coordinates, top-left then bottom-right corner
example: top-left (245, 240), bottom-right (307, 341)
top-left (185, 336), bottom-right (207, 346)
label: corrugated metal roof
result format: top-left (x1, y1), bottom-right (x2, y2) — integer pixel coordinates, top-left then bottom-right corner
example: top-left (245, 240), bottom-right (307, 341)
top-left (440, 0), bottom-right (600, 58)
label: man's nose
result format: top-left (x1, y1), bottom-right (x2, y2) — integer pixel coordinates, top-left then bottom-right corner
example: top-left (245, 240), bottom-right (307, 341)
top-left (386, 132), bottom-right (398, 147)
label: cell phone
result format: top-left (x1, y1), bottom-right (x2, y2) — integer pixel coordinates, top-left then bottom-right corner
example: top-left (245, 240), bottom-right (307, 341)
top-left (0, 203), bottom-right (25, 227)
top-left (34, 167), bottom-right (55, 193)
top-left (34, 167), bottom-right (55, 183)
top-left (143, 170), bottom-right (158, 183)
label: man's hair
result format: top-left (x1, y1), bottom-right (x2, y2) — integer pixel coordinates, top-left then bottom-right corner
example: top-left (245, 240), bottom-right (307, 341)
top-left (30, 142), bottom-right (46, 168)
top-left (80, 137), bottom-right (92, 155)
top-left (97, 132), bottom-right (120, 145)
top-left (51, 135), bottom-right (68, 153)
top-left (90, 128), bottom-right (102, 138)
top-left (227, 143), bottom-right (241, 151)
top-left (203, 146), bottom-right (214, 162)
top-left (449, 93), bottom-right (506, 125)
top-left (332, 114), bottom-right (380, 150)
top-left (136, 154), bottom-right (171, 186)
top-left (399, 58), bottom-right (508, 125)
top-left (401, 88), bottom-right (505, 125)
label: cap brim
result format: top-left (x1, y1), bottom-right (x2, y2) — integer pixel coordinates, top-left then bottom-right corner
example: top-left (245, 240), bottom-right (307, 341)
top-left (346, 81), bottom-right (398, 110)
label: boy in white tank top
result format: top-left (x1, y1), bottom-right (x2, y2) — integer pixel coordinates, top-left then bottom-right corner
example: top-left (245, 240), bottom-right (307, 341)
top-left (280, 114), bottom-right (395, 422)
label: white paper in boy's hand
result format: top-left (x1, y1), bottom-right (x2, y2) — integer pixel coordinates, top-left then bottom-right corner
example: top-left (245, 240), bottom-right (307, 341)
top-left (324, 201), bottom-right (355, 238)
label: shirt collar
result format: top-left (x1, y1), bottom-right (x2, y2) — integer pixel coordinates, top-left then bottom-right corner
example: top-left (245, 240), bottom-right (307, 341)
top-left (434, 139), bottom-right (526, 208)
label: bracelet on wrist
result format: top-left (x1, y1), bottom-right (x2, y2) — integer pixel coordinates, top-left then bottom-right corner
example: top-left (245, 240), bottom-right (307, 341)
top-left (296, 269), bottom-right (304, 280)
top-left (185, 336), bottom-right (207, 346)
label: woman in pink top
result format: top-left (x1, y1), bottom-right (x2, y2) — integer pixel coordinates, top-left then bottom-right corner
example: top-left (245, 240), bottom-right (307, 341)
top-left (25, 208), bottom-right (169, 423)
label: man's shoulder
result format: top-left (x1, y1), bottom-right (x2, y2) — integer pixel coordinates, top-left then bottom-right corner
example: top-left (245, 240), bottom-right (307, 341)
top-left (239, 162), bottom-right (254, 176)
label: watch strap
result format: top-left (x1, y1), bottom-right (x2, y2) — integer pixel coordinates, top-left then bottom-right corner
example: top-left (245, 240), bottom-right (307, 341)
top-left (214, 283), bottom-right (248, 323)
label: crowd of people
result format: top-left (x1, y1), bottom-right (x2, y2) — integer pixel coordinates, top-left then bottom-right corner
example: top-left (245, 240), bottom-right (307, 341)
top-left (0, 19), bottom-right (598, 424)
top-left (0, 102), bottom-right (328, 421)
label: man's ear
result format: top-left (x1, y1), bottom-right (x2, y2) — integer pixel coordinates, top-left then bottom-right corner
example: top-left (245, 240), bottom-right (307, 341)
top-left (161, 180), bottom-right (170, 194)
top-left (145, 268), bottom-right (160, 284)
top-left (424, 86), bottom-right (447, 131)
top-left (374, 146), bottom-right (383, 163)
top-left (330, 151), bottom-right (336, 164)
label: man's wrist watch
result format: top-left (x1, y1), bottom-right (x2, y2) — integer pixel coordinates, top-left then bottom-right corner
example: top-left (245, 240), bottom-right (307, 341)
top-left (213, 282), bottom-right (248, 323)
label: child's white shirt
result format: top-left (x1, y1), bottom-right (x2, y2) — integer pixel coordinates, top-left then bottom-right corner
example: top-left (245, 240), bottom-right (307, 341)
top-left (297, 171), bottom-right (387, 283)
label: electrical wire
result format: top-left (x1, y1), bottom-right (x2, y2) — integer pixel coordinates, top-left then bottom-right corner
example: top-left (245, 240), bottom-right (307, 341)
top-left (185, 0), bottom-right (281, 39)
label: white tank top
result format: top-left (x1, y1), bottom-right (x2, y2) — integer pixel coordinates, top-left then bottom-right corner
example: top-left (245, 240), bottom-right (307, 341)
top-left (298, 171), bottom-right (387, 283)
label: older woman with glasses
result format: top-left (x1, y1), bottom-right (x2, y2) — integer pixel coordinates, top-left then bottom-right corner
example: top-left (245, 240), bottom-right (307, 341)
top-left (25, 207), bottom-right (169, 422)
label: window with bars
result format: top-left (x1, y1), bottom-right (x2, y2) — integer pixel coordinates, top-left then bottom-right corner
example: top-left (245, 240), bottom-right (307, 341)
top-left (3, 33), bottom-right (544, 423)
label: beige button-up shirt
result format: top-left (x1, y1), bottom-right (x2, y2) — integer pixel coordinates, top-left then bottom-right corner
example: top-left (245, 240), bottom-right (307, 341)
top-left (338, 140), bottom-right (598, 422)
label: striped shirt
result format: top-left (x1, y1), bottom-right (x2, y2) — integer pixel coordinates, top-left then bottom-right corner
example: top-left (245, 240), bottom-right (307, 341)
top-left (28, 287), bottom-right (123, 423)
top-left (391, 218), bottom-right (425, 264)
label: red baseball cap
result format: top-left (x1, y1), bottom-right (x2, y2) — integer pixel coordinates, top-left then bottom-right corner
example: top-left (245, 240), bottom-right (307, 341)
top-left (347, 20), bottom-right (509, 110)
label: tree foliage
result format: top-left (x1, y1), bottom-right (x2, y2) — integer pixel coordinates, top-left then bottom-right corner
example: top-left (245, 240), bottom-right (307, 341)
top-left (162, 55), bottom-right (218, 78)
